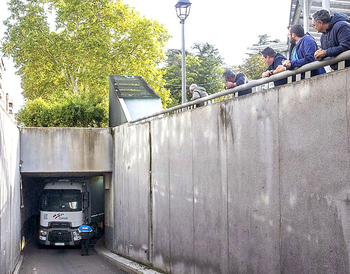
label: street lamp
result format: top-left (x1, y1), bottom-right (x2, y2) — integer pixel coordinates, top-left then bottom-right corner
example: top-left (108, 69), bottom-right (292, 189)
top-left (175, 0), bottom-right (192, 104)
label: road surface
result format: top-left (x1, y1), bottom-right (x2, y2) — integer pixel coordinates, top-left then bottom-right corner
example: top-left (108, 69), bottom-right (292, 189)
top-left (19, 238), bottom-right (126, 274)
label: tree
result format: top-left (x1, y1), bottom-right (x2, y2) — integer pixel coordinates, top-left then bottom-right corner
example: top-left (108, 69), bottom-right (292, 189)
top-left (162, 43), bottom-right (224, 107)
top-left (237, 54), bottom-right (267, 81)
top-left (191, 43), bottom-right (224, 95)
top-left (162, 49), bottom-right (201, 107)
top-left (237, 35), bottom-right (282, 81)
top-left (2, 0), bottom-right (171, 126)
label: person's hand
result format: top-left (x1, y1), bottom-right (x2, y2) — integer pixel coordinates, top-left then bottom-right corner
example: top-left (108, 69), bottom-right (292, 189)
top-left (282, 60), bottom-right (291, 68)
top-left (262, 70), bottom-right (273, 78)
top-left (314, 49), bottom-right (326, 61)
top-left (225, 81), bottom-right (236, 89)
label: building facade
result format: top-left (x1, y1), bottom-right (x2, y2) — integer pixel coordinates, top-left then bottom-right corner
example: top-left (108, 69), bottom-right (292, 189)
top-left (0, 57), bottom-right (15, 119)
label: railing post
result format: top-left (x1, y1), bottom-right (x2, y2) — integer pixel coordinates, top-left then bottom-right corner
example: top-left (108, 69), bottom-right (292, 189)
top-left (322, 0), bottom-right (330, 11)
top-left (303, 0), bottom-right (310, 33)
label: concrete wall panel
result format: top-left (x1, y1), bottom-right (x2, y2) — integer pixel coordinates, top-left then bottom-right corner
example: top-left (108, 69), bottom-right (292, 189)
top-left (113, 126), bottom-right (128, 255)
top-left (128, 124), bottom-right (150, 263)
top-left (104, 173), bottom-right (114, 251)
top-left (168, 112), bottom-right (194, 274)
top-left (192, 104), bottom-right (228, 274)
top-left (20, 128), bottom-right (113, 173)
top-left (151, 117), bottom-right (171, 272)
top-left (227, 91), bottom-right (280, 274)
top-left (113, 124), bottom-right (150, 264)
top-left (0, 106), bottom-right (21, 274)
top-left (279, 73), bottom-right (350, 274)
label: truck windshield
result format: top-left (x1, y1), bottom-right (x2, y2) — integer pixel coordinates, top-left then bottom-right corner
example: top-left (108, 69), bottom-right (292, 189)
top-left (41, 189), bottom-right (82, 212)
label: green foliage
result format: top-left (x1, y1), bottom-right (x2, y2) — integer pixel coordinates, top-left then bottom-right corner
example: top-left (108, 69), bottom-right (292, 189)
top-left (2, 0), bottom-right (170, 126)
top-left (17, 93), bottom-right (107, 127)
top-left (162, 43), bottom-right (224, 107)
top-left (237, 54), bottom-right (267, 81)
top-left (237, 35), bottom-right (283, 81)
top-left (162, 49), bottom-right (200, 107)
top-left (191, 43), bottom-right (225, 94)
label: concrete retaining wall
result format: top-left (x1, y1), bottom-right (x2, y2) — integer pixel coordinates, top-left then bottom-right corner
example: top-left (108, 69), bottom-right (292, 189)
top-left (0, 106), bottom-right (21, 274)
top-left (109, 68), bottom-right (350, 274)
top-left (112, 124), bottom-right (150, 264)
top-left (20, 127), bottom-right (113, 174)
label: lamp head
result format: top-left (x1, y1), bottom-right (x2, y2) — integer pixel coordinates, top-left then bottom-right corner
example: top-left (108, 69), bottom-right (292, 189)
top-left (175, 0), bottom-right (192, 22)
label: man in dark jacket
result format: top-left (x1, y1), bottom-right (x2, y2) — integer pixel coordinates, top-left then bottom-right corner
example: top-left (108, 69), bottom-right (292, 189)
top-left (261, 47), bottom-right (288, 87)
top-left (312, 10), bottom-right (350, 70)
top-left (282, 24), bottom-right (326, 77)
top-left (78, 224), bottom-right (93, 256)
top-left (222, 69), bottom-right (252, 96)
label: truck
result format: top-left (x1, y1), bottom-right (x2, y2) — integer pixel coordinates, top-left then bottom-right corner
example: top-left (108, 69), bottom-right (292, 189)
top-left (38, 178), bottom-right (104, 246)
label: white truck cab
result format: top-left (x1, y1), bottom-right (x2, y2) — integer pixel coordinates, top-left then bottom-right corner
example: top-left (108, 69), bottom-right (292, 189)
top-left (38, 180), bottom-right (90, 246)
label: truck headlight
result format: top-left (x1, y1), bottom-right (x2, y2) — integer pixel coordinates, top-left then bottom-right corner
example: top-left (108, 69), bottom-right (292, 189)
top-left (39, 229), bottom-right (47, 236)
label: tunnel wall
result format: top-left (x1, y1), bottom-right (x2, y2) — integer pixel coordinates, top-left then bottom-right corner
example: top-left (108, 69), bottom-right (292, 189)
top-left (0, 106), bottom-right (21, 274)
top-left (109, 68), bottom-right (350, 274)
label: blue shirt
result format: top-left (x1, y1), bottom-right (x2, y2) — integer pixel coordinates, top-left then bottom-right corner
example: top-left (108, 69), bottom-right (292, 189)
top-left (291, 48), bottom-right (299, 62)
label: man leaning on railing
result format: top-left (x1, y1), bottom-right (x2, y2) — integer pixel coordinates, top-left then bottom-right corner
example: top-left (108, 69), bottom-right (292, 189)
top-left (312, 9), bottom-right (350, 70)
top-left (282, 24), bottom-right (326, 78)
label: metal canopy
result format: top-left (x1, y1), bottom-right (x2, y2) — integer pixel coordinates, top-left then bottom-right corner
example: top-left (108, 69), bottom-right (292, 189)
top-left (108, 75), bottom-right (163, 127)
top-left (110, 75), bottom-right (160, 99)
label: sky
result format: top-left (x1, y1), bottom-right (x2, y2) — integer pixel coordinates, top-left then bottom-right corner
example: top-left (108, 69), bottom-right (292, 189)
top-left (0, 0), bottom-right (291, 113)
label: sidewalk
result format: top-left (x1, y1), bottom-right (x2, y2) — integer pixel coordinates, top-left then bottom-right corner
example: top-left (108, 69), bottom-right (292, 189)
top-left (94, 237), bottom-right (162, 274)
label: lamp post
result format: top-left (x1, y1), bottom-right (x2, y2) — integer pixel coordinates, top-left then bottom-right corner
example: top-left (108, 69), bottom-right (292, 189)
top-left (175, 0), bottom-right (192, 104)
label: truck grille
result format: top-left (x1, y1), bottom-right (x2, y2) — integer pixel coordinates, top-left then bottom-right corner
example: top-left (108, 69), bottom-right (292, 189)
top-left (49, 222), bottom-right (70, 229)
top-left (48, 230), bottom-right (72, 243)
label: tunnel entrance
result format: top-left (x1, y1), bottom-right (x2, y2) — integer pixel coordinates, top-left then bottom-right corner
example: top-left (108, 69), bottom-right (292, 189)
top-left (21, 174), bottom-right (107, 247)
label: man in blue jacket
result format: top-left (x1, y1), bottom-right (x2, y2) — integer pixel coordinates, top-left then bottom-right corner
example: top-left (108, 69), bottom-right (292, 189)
top-left (282, 24), bottom-right (326, 78)
top-left (261, 47), bottom-right (288, 87)
top-left (312, 10), bottom-right (350, 70)
top-left (223, 69), bottom-right (252, 96)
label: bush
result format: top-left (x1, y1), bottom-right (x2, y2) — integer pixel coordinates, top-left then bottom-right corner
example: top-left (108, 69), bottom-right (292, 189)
top-left (17, 94), bottom-right (108, 127)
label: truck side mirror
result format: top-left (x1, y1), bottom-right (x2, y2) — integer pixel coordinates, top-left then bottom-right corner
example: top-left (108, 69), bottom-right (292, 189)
top-left (83, 192), bottom-right (89, 209)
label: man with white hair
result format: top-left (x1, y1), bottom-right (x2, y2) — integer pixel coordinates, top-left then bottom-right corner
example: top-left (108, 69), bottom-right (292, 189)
top-left (189, 83), bottom-right (208, 107)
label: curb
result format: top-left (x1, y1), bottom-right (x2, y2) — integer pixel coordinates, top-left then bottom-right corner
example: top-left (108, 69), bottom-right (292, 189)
top-left (12, 253), bottom-right (24, 274)
top-left (94, 237), bottom-right (162, 274)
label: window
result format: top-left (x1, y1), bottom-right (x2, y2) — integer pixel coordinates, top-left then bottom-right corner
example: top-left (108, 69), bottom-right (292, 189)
top-left (41, 189), bottom-right (82, 212)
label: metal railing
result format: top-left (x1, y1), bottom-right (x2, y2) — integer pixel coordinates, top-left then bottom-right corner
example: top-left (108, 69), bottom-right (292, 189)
top-left (130, 50), bottom-right (350, 124)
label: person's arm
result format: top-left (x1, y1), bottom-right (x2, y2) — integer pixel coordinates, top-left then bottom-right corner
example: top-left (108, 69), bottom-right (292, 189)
top-left (191, 91), bottom-right (200, 101)
top-left (273, 65), bottom-right (286, 74)
top-left (325, 24), bottom-right (350, 57)
top-left (235, 74), bottom-right (248, 86)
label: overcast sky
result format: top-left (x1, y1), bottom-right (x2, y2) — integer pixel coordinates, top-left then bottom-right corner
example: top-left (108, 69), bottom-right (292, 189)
top-left (0, 0), bottom-right (291, 112)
